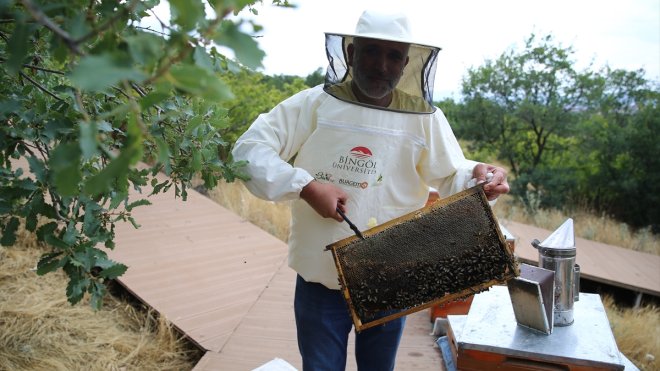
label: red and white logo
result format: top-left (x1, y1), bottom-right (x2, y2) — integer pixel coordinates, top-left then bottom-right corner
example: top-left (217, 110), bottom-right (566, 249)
top-left (333, 146), bottom-right (377, 177)
top-left (350, 146), bottom-right (373, 159)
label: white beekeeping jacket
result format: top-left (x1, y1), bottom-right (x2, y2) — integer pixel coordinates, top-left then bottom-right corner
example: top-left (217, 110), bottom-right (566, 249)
top-left (232, 86), bottom-right (476, 289)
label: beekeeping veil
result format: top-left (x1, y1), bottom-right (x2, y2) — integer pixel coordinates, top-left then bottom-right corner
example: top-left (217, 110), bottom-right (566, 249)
top-left (324, 10), bottom-right (441, 113)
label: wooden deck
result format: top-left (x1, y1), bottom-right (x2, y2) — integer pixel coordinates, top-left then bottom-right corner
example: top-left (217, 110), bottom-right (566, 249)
top-left (110, 186), bottom-right (290, 353)
top-left (190, 256), bottom-right (441, 370)
top-left (109, 179), bottom-right (442, 370)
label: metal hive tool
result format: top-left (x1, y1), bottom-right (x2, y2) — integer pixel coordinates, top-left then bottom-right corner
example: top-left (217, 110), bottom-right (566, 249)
top-left (327, 184), bottom-right (519, 331)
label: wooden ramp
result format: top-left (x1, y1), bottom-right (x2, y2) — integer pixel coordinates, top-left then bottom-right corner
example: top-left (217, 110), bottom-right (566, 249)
top-left (110, 185), bottom-right (290, 353)
top-left (191, 254), bottom-right (441, 370)
top-left (505, 221), bottom-right (660, 298)
top-left (109, 180), bottom-right (442, 370)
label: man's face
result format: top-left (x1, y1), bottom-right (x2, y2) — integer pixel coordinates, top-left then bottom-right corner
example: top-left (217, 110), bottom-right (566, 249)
top-left (348, 38), bottom-right (410, 106)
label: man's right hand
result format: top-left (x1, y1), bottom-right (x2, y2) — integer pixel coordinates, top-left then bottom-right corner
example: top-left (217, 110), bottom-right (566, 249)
top-left (300, 181), bottom-right (348, 222)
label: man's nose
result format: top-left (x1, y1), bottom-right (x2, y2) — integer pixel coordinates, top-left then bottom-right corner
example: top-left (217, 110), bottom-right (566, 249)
top-left (374, 55), bottom-right (389, 74)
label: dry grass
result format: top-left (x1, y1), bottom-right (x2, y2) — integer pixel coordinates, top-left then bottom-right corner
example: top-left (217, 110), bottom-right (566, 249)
top-left (603, 296), bottom-right (660, 370)
top-left (0, 225), bottom-right (201, 371)
top-left (492, 194), bottom-right (659, 255)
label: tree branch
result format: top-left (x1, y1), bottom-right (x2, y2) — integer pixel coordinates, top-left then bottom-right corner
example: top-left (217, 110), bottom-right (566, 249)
top-left (18, 70), bottom-right (64, 102)
top-left (22, 63), bottom-right (66, 75)
top-left (75, 0), bottom-right (139, 44)
top-left (0, 57), bottom-right (66, 75)
top-left (143, 13), bottom-right (224, 85)
top-left (112, 86), bottom-right (132, 100)
top-left (74, 90), bottom-right (91, 122)
top-left (129, 82), bottom-right (147, 97)
top-left (135, 25), bottom-right (169, 37)
top-left (20, 0), bottom-right (80, 55)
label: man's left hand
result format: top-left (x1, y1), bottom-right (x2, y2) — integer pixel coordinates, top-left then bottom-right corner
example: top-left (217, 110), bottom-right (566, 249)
top-left (472, 163), bottom-right (510, 201)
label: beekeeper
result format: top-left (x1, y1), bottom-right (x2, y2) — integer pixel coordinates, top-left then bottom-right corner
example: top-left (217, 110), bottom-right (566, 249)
top-left (232, 9), bottom-right (509, 371)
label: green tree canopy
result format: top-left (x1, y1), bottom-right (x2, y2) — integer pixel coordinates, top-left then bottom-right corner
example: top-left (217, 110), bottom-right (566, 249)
top-left (452, 33), bottom-right (659, 230)
top-left (220, 69), bottom-right (308, 147)
top-left (574, 68), bottom-right (660, 230)
top-left (458, 34), bottom-right (589, 183)
top-left (304, 67), bottom-right (325, 87)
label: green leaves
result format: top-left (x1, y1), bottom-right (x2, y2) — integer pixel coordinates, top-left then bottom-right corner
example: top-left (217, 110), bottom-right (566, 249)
top-left (69, 53), bottom-right (147, 91)
top-left (79, 121), bottom-right (99, 160)
top-left (66, 274), bottom-right (89, 305)
top-left (168, 64), bottom-right (234, 101)
top-left (0, 217), bottom-right (20, 246)
top-left (127, 32), bottom-right (166, 70)
top-left (84, 145), bottom-right (139, 196)
top-left (170, 0), bottom-right (205, 32)
top-left (36, 252), bottom-right (66, 275)
top-left (214, 20), bottom-right (265, 70)
top-left (62, 246), bottom-right (127, 306)
top-left (98, 262), bottom-right (128, 280)
top-left (454, 33), bottom-right (659, 228)
top-left (85, 111), bottom-right (143, 196)
top-left (50, 142), bottom-right (82, 196)
top-left (6, 15), bottom-right (31, 75)
top-left (126, 199), bottom-right (151, 212)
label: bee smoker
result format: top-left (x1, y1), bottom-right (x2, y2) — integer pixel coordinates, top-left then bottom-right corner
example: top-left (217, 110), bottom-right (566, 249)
top-left (532, 218), bottom-right (580, 326)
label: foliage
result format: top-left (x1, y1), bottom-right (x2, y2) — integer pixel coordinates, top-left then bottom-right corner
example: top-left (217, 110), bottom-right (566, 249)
top-left (457, 34), bottom-right (590, 200)
top-left (0, 0), bottom-right (284, 308)
top-left (574, 69), bottom-right (660, 231)
top-left (304, 67), bottom-right (325, 87)
top-left (452, 33), bottom-right (659, 230)
top-left (220, 69), bottom-right (307, 147)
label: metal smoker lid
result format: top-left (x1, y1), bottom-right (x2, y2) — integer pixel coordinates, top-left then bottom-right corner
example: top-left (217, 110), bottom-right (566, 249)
top-left (533, 218), bottom-right (576, 257)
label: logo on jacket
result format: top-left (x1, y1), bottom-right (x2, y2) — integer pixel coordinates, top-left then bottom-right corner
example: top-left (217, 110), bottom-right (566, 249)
top-left (350, 146), bottom-right (372, 159)
top-left (333, 146), bottom-right (377, 175)
top-left (338, 179), bottom-right (369, 189)
top-left (314, 171), bottom-right (334, 182)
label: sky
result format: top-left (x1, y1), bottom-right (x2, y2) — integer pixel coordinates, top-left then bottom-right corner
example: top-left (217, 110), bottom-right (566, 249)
top-left (151, 0), bottom-right (660, 99)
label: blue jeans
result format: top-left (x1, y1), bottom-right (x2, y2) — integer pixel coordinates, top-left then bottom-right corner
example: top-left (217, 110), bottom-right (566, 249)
top-left (294, 275), bottom-right (405, 371)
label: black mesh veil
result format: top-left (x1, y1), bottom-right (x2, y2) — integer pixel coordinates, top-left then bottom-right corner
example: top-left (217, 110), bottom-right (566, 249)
top-left (323, 33), bottom-right (440, 114)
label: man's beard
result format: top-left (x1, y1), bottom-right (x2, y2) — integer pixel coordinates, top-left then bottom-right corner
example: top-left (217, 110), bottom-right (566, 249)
top-left (353, 73), bottom-right (401, 100)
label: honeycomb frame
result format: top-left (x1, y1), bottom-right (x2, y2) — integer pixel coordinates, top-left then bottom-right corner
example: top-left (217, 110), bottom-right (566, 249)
top-left (327, 184), bottom-right (519, 331)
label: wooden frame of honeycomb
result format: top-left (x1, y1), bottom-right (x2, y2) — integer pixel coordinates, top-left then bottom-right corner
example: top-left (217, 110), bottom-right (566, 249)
top-left (327, 184), bottom-right (519, 331)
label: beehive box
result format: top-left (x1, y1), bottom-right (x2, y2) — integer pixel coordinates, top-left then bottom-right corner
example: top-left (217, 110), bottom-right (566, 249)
top-left (327, 184), bottom-right (519, 331)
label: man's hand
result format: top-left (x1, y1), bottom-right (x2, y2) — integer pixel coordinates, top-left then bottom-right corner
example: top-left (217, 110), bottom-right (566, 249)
top-left (300, 180), bottom-right (348, 222)
top-left (472, 163), bottom-right (510, 201)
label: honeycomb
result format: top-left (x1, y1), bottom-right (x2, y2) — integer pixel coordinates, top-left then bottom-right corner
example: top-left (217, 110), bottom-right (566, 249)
top-left (327, 185), bottom-right (519, 331)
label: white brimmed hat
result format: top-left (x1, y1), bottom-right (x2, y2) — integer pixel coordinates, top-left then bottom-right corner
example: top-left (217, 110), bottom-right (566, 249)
top-left (323, 10), bottom-right (442, 112)
top-left (331, 10), bottom-right (441, 51)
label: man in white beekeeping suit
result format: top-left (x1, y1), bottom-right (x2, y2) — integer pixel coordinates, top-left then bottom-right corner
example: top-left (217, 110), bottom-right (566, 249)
top-left (232, 9), bottom-right (509, 371)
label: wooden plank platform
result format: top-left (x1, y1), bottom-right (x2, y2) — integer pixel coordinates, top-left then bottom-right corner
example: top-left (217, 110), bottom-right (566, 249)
top-left (110, 184), bottom-right (290, 353)
top-left (109, 177), bottom-right (442, 370)
top-left (191, 257), bottom-right (442, 370)
top-left (505, 221), bottom-right (660, 297)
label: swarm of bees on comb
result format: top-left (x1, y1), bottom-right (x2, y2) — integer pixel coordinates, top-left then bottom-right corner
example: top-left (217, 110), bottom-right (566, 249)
top-left (327, 185), bottom-right (519, 331)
